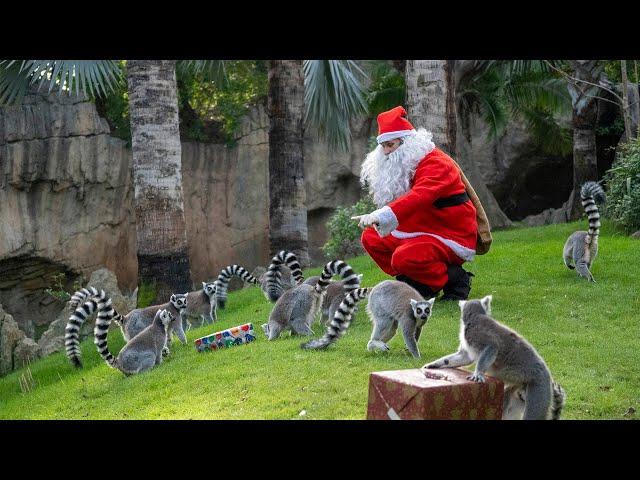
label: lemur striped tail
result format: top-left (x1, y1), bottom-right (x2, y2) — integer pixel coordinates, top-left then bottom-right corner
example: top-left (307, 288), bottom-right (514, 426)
top-left (302, 287), bottom-right (369, 350)
top-left (313, 259), bottom-right (361, 295)
top-left (214, 265), bottom-right (259, 309)
top-left (64, 288), bottom-right (118, 368)
top-left (550, 381), bottom-right (566, 420)
top-left (580, 181), bottom-right (605, 240)
top-left (263, 250), bottom-right (304, 302)
top-left (92, 293), bottom-right (122, 368)
top-left (68, 287), bottom-right (100, 311)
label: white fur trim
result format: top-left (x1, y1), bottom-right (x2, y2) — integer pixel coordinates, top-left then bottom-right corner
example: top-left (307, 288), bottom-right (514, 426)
top-left (361, 129), bottom-right (436, 208)
top-left (374, 206), bottom-right (399, 237)
top-left (389, 230), bottom-right (476, 262)
top-left (377, 129), bottom-right (416, 144)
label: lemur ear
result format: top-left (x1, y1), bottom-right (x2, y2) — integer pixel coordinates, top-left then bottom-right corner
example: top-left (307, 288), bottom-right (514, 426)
top-left (410, 299), bottom-right (418, 308)
top-left (480, 295), bottom-right (493, 313)
top-left (427, 297), bottom-right (436, 307)
top-left (458, 300), bottom-right (467, 311)
top-left (170, 294), bottom-right (176, 302)
top-left (202, 282), bottom-right (207, 288)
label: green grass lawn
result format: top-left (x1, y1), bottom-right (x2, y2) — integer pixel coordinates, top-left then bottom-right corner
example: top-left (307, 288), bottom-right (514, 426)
top-left (1, 220), bottom-right (638, 419)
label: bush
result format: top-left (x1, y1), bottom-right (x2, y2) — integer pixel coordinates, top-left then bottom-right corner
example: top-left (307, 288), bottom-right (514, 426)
top-left (322, 196), bottom-right (377, 259)
top-left (604, 138), bottom-right (640, 234)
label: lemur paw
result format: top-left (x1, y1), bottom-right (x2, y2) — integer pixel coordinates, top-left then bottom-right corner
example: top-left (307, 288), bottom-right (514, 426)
top-left (467, 373), bottom-right (486, 383)
top-left (162, 347), bottom-right (170, 358)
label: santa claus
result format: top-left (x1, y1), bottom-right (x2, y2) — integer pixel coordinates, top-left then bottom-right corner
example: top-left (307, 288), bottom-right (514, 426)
top-left (352, 106), bottom-right (478, 300)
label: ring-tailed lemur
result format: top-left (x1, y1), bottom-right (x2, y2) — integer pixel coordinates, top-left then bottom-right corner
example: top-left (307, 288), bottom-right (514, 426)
top-left (182, 282), bottom-right (218, 330)
top-left (262, 250), bottom-right (305, 302)
top-left (214, 265), bottom-right (260, 309)
top-left (98, 308), bottom-right (174, 375)
top-left (301, 280), bottom-right (435, 358)
top-left (303, 274), bottom-right (364, 325)
top-left (262, 259), bottom-right (360, 341)
top-left (423, 295), bottom-right (566, 420)
top-left (563, 181), bottom-right (606, 282)
top-left (64, 289), bottom-right (188, 368)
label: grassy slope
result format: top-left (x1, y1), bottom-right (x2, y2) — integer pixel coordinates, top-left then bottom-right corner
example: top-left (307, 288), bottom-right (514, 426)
top-left (0, 221), bottom-right (638, 419)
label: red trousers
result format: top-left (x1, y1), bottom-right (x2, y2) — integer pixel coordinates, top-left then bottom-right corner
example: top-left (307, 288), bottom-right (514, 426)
top-left (361, 227), bottom-right (464, 291)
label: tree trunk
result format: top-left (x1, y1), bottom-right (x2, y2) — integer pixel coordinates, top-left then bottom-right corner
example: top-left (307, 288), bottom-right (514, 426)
top-left (566, 60), bottom-right (603, 220)
top-left (406, 60), bottom-right (512, 229)
top-left (127, 60), bottom-right (192, 303)
top-left (621, 60), bottom-right (633, 142)
top-left (406, 60), bottom-right (456, 156)
top-left (267, 60), bottom-right (310, 267)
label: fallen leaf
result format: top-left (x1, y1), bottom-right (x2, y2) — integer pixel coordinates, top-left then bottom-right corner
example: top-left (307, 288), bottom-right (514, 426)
top-left (623, 407), bottom-right (636, 417)
top-left (299, 410), bottom-right (307, 417)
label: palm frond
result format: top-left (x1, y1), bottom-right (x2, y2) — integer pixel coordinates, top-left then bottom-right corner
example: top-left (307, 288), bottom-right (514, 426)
top-left (363, 60), bottom-right (406, 116)
top-left (0, 60), bottom-right (123, 105)
top-left (519, 106), bottom-right (572, 156)
top-left (458, 68), bottom-right (508, 139)
top-left (303, 60), bottom-right (369, 151)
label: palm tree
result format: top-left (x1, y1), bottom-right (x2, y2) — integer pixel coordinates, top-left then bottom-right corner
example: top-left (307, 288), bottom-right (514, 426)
top-left (565, 60), bottom-right (604, 220)
top-left (405, 60), bottom-right (513, 228)
top-left (267, 60), bottom-right (308, 266)
top-left (268, 60), bottom-right (368, 267)
top-left (126, 60), bottom-right (192, 302)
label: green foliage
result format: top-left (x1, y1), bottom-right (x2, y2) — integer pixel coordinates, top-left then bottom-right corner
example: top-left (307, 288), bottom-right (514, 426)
top-left (459, 60), bottom-right (572, 156)
top-left (322, 196), bottom-right (376, 259)
top-left (44, 273), bottom-right (82, 303)
top-left (604, 138), bottom-right (640, 233)
top-left (93, 60), bottom-right (267, 146)
top-left (603, 60), bottom-right (640, 83)
top-left (93, 61), bottom-right (130, 145)
top-left (178, 60), bottom-right (267, 145)
top-left (136, 281), bottom-right (157, 308)
top-left (364, 60), bottom-right (406, 117)
top-left (596, 116), bottom-right (625, 136)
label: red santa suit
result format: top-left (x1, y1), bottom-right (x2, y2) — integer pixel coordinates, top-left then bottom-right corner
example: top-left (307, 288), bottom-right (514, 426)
top-left (359, 107), bottom-right (477, 291)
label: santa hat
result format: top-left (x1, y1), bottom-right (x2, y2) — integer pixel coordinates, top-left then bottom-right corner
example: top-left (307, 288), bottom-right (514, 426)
top-left (376, 106), bottom-right (416, 144)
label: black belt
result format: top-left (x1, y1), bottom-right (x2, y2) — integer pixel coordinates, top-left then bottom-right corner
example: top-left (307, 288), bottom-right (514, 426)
top-left (433, 191), bottom-right (470, 209)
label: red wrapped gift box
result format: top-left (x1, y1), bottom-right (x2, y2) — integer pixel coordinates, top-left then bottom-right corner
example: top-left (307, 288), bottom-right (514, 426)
top-left (367, 368), bottom-right (504, 420)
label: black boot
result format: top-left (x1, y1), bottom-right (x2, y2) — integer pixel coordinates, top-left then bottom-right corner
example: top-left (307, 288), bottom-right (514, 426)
top-left (440, 265), bottom-right (474, 301)
top-left (395, 275), bottom-right (437, 299)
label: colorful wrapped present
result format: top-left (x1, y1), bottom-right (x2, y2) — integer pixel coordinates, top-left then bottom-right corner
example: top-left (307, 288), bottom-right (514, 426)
top-left (194, 323), bottom-right (256, 352)
top-left (366, 367), bottom-right (504, 420)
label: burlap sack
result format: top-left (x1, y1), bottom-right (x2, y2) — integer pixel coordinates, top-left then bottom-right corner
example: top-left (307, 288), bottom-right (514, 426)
top-left (450, 159), bottom-right (492, 255)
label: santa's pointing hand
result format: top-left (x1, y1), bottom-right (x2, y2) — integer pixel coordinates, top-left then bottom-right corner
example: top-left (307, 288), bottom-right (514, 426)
top-left (351, 206), bottom-right (398, 237)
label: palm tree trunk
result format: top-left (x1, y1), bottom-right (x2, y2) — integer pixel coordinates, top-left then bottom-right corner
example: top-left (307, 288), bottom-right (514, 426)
top-left (621, 60), bottom-right (633, 142)
top-left (267, 60), bottom-right (310, 267)
top-left (566, 60), bottom-right (603, 220)
top-left (127, 60), bottom-right (192, 303)
top-left (406, 60), bottom-right (512, 229)
top-left (406, 60), bottom-right (457, 156)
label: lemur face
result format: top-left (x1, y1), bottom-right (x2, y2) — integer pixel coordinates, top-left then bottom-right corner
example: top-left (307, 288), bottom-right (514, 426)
top-left (159, 309), bottom-right (174, 327)
top-left (202, 282), bottom-right (217, 298)
top-left (410, 298), bottom-right (435, 320)
top-left (170, 293), bottom-right (188, 311)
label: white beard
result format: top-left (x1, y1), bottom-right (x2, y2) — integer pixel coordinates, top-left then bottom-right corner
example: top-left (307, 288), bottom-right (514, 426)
top-left (360, 128), bottom-right (436, 207)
